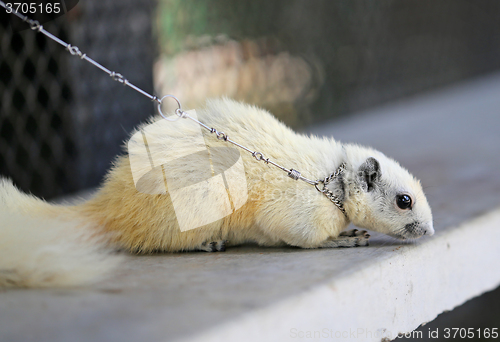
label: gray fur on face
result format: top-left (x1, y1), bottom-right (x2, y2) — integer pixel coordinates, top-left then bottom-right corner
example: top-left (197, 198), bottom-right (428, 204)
top-left (357, 157), bottom-right (381, 192)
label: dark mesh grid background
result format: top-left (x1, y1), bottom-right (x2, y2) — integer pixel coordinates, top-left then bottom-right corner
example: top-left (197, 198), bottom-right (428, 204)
top-left (0, 14), bottom-right (77, 198)
top-left (0, 0), bottom-right (155, 198)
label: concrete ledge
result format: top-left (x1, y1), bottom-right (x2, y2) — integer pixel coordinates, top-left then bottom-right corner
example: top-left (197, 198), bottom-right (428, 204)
top-left (181, 208), bottom-right (500, 342)
top-left (2, 72), bottom-right (500, 342)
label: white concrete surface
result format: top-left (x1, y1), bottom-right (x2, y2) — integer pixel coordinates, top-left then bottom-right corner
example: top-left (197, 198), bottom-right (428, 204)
top-left (2, 72), bottom-right (500, 342)
top-left (180, 208), bottom-right (500, 342)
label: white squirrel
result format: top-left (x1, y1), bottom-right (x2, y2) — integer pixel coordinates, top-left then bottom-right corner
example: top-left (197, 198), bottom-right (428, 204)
top-left (0, 98), bottom-right (433, 287)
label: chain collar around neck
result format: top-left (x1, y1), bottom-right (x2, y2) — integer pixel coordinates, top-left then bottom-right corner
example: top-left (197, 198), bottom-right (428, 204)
top-left (314, 162), bottom-right (347, 218)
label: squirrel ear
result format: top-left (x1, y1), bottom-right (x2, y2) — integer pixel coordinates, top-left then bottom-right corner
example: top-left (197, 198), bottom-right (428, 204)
top-left (357, 157), bottom-right (381, 192)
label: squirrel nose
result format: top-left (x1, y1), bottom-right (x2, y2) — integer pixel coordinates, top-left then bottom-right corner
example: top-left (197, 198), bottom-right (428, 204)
top-left (424, 222), bottom-right (435, 236)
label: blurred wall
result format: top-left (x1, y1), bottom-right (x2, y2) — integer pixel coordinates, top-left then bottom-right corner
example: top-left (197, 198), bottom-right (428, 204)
top-left (155, 0), bottom-right (500, 126)
top-left (68, 0), bottom-right (156, 190)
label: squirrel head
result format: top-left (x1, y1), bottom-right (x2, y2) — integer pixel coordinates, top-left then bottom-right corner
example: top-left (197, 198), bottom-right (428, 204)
top-left (342, 145), bottom-right (434, 240)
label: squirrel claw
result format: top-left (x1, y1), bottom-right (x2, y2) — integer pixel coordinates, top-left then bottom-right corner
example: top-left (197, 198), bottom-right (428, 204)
top-left (199, 240), bottom-right (228, 252)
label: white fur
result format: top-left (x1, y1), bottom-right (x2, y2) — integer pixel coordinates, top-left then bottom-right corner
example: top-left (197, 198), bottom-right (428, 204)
top-left (0, 179), bottom-right (121, 287)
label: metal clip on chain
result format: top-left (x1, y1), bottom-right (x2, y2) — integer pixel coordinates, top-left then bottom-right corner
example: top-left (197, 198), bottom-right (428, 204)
top-left (0, 1), bottom-right (349, 218)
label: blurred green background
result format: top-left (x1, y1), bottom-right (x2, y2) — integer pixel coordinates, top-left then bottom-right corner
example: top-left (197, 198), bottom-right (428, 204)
top-left (155, 0), bottom-right (500, 126)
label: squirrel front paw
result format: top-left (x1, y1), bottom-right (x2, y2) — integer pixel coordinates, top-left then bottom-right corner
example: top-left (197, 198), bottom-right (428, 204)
top-left (339, 229), bottom-right (370, 246)
top-left (198, 240), bottom-right (228, 252)
top-left (320, 229), bottom-right (370, 248)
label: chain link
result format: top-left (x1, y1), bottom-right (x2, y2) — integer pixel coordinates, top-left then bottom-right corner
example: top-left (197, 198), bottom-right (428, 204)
top-left (0, 2), bottom-right (348, 218)
top-left (315, 163), bottom-right (347, 216)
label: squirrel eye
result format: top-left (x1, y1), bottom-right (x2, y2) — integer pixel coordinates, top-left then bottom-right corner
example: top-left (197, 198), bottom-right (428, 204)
top-left (396, 194), bottom-right (412, 210)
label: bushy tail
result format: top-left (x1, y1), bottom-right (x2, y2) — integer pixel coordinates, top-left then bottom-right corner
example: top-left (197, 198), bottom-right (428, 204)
top-left (0, 179), bottom-right (121, 287)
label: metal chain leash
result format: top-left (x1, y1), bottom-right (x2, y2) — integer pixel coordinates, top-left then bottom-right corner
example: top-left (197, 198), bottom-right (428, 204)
top-left (0, 2), bottom-right (348, 217)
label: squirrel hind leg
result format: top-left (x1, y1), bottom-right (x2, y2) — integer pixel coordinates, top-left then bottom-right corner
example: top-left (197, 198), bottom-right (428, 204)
top-left (319, 229), bottom-right (370, 248)
top-left (197, 240), bottom-right (229, 252)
